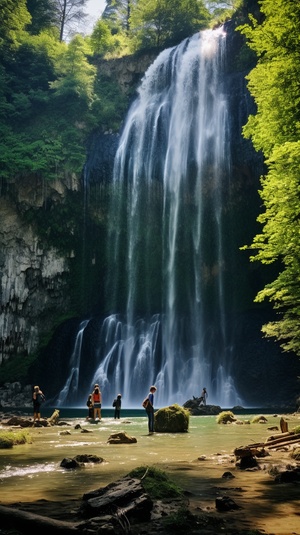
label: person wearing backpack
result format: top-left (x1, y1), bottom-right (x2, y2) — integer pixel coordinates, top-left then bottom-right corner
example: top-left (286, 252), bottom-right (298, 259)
top-left (32, 385), bottom-right (45, 425)
top-left (113, 394), bottom-right (122, 419)
top-left (145, 385), bottom-right (157, 434)
top-left (86, 393), bottom-right (93, 420)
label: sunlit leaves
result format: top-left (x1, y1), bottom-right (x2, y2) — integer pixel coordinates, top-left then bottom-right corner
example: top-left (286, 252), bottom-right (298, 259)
top-left (239, 0), bottom-right (300, 355)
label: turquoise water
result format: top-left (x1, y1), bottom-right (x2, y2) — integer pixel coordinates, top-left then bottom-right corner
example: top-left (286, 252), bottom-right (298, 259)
top-left (0, 411), bottom-right (299, 505)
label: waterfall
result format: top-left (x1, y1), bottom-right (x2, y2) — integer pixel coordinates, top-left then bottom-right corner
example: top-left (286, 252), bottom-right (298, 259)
top-left (56, 27), bottom-right (244, 408)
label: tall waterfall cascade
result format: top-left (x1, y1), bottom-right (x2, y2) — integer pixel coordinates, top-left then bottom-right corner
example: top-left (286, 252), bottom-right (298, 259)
top-left (57, 27), bottom-right (244, 408)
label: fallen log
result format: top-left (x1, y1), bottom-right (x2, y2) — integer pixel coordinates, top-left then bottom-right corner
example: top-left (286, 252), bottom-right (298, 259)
top-left (0, 504), bottom-right (80, 534)
top-left (267, 437), bottom-right (300, 450)
top-left (266, 431), bottom-right (294, 442)
top-left (264, 432), bottom-right (300, 447)
top-left (234, 432), bottom-right (300, 457)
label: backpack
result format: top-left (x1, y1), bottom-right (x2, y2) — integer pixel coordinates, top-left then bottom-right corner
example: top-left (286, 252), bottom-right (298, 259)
top-left (142, 397), bottom-right (149, 409)
top-left (37, 393), bottom-right (45, 404)
top-left (112, 399), bottom-right (117, 407)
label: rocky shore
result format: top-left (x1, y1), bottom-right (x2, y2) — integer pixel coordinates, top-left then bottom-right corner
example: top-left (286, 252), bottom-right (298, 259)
top-left (1, 403), bottom-right (300, 535)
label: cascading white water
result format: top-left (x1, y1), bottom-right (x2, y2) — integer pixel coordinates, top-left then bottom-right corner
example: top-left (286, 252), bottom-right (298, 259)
top-left (93, 26), bottom-right (241, 408)
top-left (57, 27), bottom-right (243, 408)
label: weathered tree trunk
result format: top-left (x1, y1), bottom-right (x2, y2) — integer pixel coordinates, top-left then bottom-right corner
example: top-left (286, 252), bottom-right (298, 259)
top-left (0, 505), bottom-right (79, 535)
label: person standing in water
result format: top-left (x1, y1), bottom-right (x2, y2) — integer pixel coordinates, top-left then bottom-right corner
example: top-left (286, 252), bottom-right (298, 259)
top-left (92, 384), bottom-right (102, 420)
top-left (145, 385), bottom-right (157, 434)
top-left (113, 394), bottom-right (122, 419)
top-left (86, 393), bottom-right (93, 420)
top-left (32, 385), bottom-right (45, 425)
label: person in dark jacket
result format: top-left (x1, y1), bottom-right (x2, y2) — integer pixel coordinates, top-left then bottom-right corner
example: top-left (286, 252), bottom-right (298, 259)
top-left (86, 393), bottom-right (93, 420)
top-left (113, 394), bottom-right (122, 419)
top-left (145, 385), bottom-right (157, 434)
top-left (32, 385), bottom-right (45, 425)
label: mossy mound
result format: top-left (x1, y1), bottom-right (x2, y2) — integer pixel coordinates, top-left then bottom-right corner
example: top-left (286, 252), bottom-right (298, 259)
top-left (154, 404), bottom-right (189, 433)
top-left (0, 429), bottom-right (31, 448)
top-left (129, 466), bottom-right (184, 500)
top-left (216, 411), bottom-right (236, 424)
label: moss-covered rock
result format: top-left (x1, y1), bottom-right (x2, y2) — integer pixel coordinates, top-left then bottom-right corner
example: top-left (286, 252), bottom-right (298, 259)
top-left (216, 411), bottom-right (236, 424)
top-left (154, 404), bottom-right (189, 433)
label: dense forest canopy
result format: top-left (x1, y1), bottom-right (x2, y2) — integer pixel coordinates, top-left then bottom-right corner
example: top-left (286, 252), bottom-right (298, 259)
top-left (1, 0), bottom-right (300, 375)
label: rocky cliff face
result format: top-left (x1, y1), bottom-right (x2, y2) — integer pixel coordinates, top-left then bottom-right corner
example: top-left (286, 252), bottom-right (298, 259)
top-left (0, 176), bottom-right (77, 367)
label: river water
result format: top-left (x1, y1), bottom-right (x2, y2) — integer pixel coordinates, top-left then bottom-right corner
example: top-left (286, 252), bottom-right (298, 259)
top-left (1, 409), bottom-right (299, 507)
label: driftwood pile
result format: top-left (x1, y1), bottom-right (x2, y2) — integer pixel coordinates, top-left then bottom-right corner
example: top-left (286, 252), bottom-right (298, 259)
top-left (234, 418), bottom-right (300, 471)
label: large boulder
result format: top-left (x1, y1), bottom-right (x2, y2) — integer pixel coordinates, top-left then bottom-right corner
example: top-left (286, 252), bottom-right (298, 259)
top-left (80, 475), bottom-right (152, 521)
top-left (183, 398), bottom-right (222, 415)
top-left (154, 404), bottom-right (189, 433)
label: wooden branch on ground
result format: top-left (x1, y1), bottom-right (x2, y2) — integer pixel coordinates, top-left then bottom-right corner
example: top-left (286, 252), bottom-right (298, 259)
top-left (234, 431), bottom-right (300, 457)
top-left (0, 504), bottom-right (80, 535)
top-left (267, 436), bottom-right (300, 449)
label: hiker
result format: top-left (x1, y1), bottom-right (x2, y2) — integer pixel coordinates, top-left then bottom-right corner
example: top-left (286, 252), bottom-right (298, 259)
top-left (32, 385), bottom-right (45, 425)
top-left (86, 393), bottom-right (93, 420)
top-left (113, 394), bottom-right (122, 419)
top-left (145, 385), bottom-right (157, 434)
top-left (92, 384), bottom-right (102, 420)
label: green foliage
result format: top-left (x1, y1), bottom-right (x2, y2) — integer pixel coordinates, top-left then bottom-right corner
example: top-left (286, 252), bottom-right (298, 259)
top-left (129, 466), bottom-right (184, 499)
top-left (92, 73), bottom-right (129, 130)
top-left (130, 0), bottom-right (211, 50)
top-left (238, 0), bottom-right (300, 356)
top-left (0, 430), bottom-right (32, 449)
top-left (89, 19), bottom-right (126, 56)
top-left (26, 0), bottom-right (59, 35)
top-left (292, 425), bottom-right (300, 434)
top-left (50, 35), bottom-right (96, 105)
top-left (216, 410), bottom-right (235, 423)
top-left (0, 0), bottom-right (31, 52)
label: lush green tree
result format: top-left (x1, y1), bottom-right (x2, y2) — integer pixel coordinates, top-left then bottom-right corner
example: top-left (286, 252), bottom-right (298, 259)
top-left (50, 35), bottom-right (95, 107)
top-left (89, 19), bottom-right (123, 56)
top-left (130, 0), bottom-right (211, 50)
top-left (239, 0), bottom-right (300, 355)
top-left (0, 0), bottom-right (31, 52)
top-left (26, 0), bottom-right (59, 35)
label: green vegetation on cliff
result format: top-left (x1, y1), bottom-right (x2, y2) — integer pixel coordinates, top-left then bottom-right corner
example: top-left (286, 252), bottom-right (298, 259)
top-left (239, 0), bottom-right (300, 356)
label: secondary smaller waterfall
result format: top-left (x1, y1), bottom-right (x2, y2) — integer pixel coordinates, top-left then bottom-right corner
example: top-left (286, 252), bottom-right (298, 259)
top-left (55, 27), bottom-right (243, 408)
